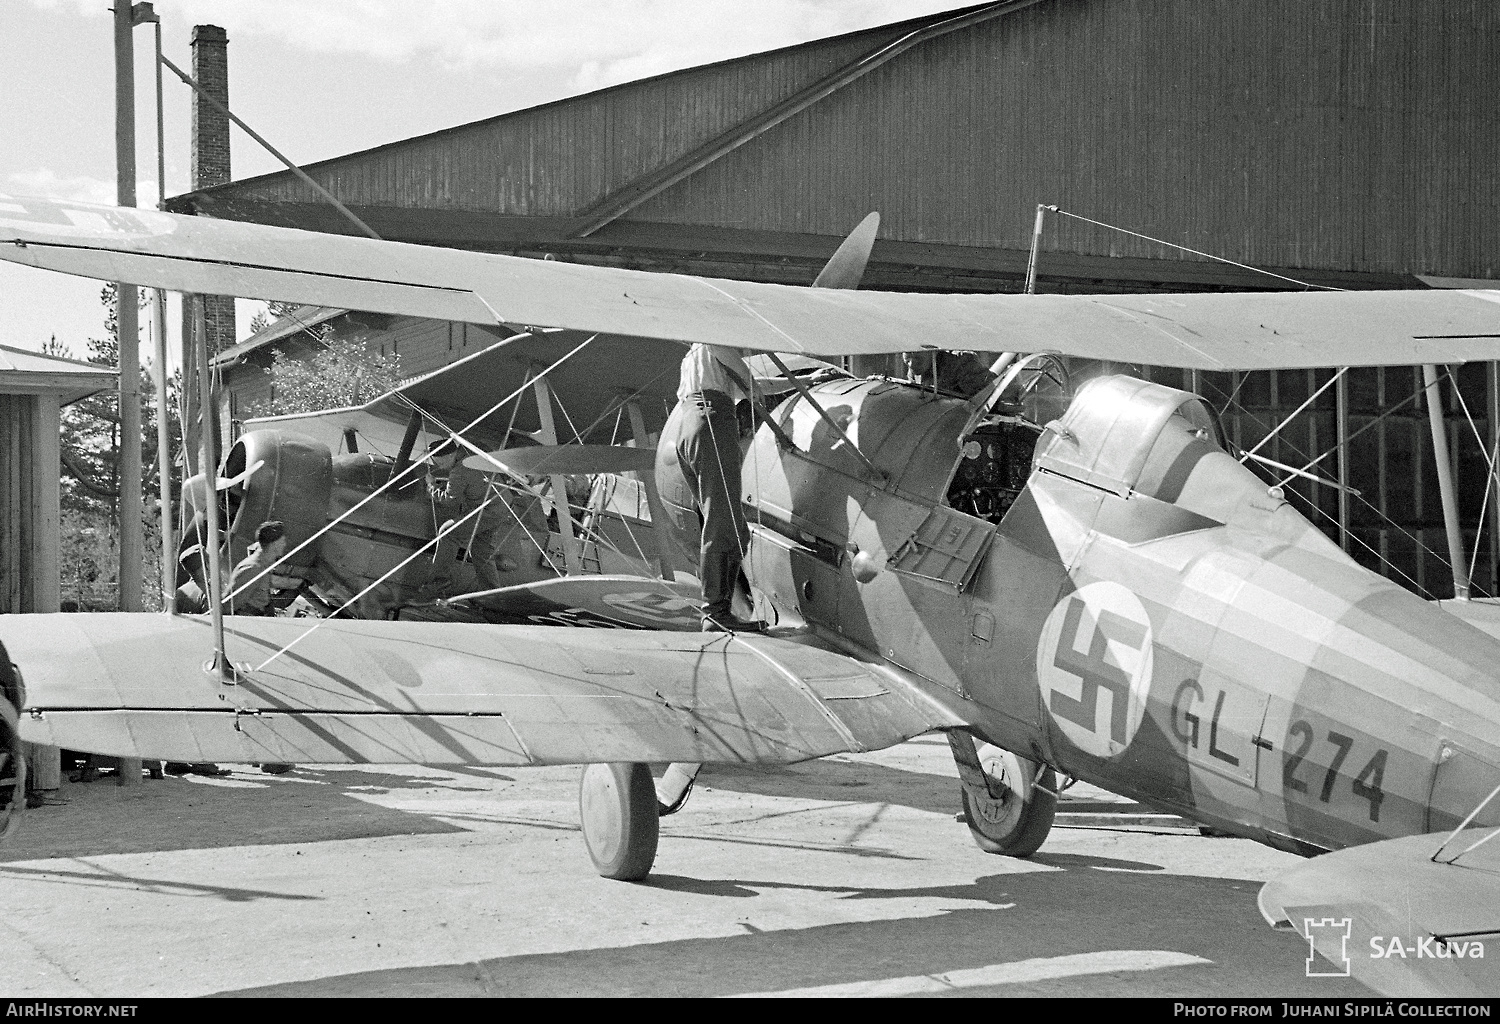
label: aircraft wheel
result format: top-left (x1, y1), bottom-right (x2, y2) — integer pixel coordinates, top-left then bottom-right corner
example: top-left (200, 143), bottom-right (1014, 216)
top-left (960, 744), bottom-right (1056, 858)
top-left (579, 762), bottom-right (659, 880)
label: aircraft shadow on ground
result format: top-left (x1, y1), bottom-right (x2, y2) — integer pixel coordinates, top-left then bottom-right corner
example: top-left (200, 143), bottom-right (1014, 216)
top-left (698, 759), bottom-right (960, 817)
top-left (211, 864), bottom-right (1372, 998)
top-left (0, 768), bottom-right (473, 863)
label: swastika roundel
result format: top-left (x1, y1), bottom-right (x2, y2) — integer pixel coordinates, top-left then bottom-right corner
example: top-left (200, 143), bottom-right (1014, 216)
top-left (1035, 581), bottom-right (1155, 759)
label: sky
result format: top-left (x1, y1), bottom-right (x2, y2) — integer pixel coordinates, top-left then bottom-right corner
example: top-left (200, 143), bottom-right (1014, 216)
top-left (0, 0), bottom-right (963, 370)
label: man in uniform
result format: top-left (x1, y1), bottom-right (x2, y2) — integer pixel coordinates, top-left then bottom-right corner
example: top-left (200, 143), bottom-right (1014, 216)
top-left (425, 440), bottom-right (514, 592)
top-left (226, 520), bottom-right (289, 616)
top-left (903, 349), bottom-right (996, 399)
top-left (655, 343), bottom-right (765, 633)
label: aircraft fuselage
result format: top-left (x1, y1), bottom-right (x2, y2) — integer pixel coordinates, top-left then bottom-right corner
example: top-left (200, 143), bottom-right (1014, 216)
top-left (745, 373), bottom-right (1500, 855)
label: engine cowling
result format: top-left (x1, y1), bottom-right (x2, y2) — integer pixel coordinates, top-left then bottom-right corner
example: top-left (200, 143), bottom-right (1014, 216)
top-left (181, 429), bottom-right (333, 585)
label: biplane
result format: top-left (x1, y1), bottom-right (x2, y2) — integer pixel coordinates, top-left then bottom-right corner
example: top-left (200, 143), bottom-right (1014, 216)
top-left (0, 196), bottom-right (1497, 937)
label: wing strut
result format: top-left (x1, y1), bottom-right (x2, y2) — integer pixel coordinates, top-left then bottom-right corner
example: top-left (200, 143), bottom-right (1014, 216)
top-left (191, 297), bottom-right (232, 681)
top-left (626, 399), bottom-right (675, 580)
top-left (532, 372), bottom-right (584, 574)
top-left (1424, 364), bottom-right (1471, 598)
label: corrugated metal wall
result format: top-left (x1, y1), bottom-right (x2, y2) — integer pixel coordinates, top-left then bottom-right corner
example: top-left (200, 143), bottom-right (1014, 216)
top-left (230, 30), bottom-right (880, 218)
top-left (640, 0), bottom-right (1499, 277)
top-left (219, 0), bottom-right (1499, 278)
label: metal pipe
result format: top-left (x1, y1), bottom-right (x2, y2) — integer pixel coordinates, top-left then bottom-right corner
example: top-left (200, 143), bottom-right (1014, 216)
top-left (1242, 367), bottom-right (1346, 460)
top-left (1024, 204), bottom-right (1056, 295)
top-left (194, 297), bottom-right (230, 676)
top-left (1490, 361), bottom-right (1499, 594)
top-left (1336, 369), bottom-right (1350, 553)
top-left (158, 54), bottom-right (380, 241)
top-left (1423, 363), bottom-right (1469, 599)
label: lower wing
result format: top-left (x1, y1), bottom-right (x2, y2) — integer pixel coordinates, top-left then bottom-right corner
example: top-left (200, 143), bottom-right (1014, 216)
top-left (1, 613), bottom-right (958, 767)
top-left (1259, 829), bottom-right (1500, 997)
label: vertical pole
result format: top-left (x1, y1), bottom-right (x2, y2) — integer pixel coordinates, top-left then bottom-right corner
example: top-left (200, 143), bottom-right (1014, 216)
top-left (1377, 367), bottom-right (1389, 577)
top-left (1489, 361), bottom-right (1500, 596)
top-left (625, 399), bottom-right (673, 581)
top-left (115, 2), bottom-right (144, 616)
top-left (152, 11), bottom-right (172, 613)
top-left (153, 288), bottom-right (174, 610)
top-left (195, 298), bottom-right (230, 675)
top-left (532, 375), bottom-right (582, 574)
top-left (1308, 369), bottom-right (1320, 517)
top-left (1024, 204), bottom-right (1054, 295)
top-left (154, 18), bottom-right (164, 208)
top-left (1423, 364), bottom-right (1469, 599)
top-left (1336, 368), bottom-right (1350, 553)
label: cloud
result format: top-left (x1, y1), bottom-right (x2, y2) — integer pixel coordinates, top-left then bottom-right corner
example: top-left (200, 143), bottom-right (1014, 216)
top-left (27, 0), bottom-right (962, 92)
top-left (6, 169), bottom-right (160, 207)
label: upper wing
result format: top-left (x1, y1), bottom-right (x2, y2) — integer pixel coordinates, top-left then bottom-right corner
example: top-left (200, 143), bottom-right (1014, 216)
top-left (1259, 830), bottom-right (1500, 997)
top-left (5, 195), bottom-right (1499, 370)
top-left (1, 612), bottom-right (960, 767)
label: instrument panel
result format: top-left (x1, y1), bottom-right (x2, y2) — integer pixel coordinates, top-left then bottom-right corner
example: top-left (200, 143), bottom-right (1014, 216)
top-left (946, 418), bottom-right (1041, 523)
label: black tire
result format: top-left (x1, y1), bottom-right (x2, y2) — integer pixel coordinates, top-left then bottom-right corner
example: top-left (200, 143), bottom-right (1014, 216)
top-left (960, 745), bottom-right (1057, 858)
top-left (579, 762), bottom-right (659, 880)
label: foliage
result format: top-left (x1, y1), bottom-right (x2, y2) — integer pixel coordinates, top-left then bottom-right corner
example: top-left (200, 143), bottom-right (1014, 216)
top-left (46, 285), bottom-right (182, 521)
top-left (247, 300), bottom-right (308, 337)
top-left (46, 285), bottom-right (180, 611)
top-left (58, 511), bottom-right (166, 612)
top-left (246, 337), bottom-right (403, 417)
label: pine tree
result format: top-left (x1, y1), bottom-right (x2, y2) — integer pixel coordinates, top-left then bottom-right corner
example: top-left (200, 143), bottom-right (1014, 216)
top-left (50, 285), bottom-right (182, 610)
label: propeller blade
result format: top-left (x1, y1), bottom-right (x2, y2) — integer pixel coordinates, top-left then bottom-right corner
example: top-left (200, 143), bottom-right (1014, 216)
top-left (217, 459), bottom-right (265, 492)
top-left (812, 212), bottom-right (880, 290)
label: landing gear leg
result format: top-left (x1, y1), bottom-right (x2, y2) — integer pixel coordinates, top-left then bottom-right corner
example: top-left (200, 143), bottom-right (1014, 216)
top-left (579, 762), bottom-right (659, 880)
top-left (655, 762), bottom-right (700, 816)
top-left (949, 732), bottom-right (1056, 857)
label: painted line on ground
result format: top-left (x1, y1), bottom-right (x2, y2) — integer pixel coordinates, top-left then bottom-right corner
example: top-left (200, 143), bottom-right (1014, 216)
top-left (724, 949), bottom-right (1212, 997)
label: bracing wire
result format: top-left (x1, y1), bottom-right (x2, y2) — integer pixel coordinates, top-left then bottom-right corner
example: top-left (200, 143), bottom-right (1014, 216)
top-left (1051, 208), bottom-right (1346, 292)
top-left (252, 493), bottom-right (503, 672)
top-left (221, 330), bottom-right (593, 605)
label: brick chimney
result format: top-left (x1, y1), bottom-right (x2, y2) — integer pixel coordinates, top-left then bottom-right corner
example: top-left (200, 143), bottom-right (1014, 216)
top-left (190, 24), bottom-right (234, 355)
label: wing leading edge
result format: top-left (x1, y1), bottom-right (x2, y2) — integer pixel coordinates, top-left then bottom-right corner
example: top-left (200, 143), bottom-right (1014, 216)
top-left (3, 195), bottom-right (1499, 370)
top-left (1, 613), bottom-right (959, 767)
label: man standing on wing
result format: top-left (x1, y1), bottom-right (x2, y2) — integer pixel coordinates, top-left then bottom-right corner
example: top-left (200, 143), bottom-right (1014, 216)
top-left (655, 343), bottom-right (765, 633)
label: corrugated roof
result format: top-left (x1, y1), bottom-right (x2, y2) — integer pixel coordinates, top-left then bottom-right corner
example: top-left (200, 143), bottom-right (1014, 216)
top-left (0, 344), bottom-right (116, 405)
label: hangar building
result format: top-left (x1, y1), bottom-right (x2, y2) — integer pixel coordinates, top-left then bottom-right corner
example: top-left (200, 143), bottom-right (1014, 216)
top-left (167, 0), bottom-right (1500, 597)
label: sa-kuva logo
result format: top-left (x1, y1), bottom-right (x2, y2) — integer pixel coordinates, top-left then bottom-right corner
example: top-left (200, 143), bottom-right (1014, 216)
top-left (1036, 581), bottom-right (1154, 758)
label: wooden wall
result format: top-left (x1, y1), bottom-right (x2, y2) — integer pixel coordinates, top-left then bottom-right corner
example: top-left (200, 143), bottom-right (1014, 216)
top-left (0, 393), bottom-right (59, 615)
